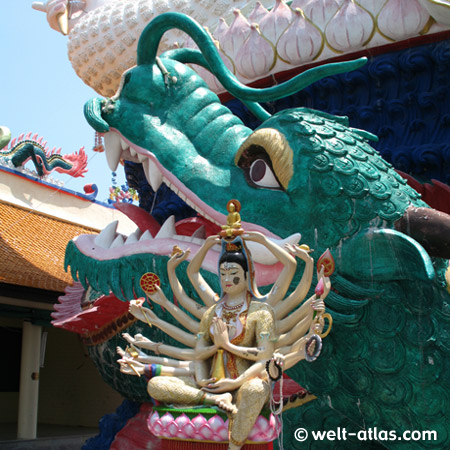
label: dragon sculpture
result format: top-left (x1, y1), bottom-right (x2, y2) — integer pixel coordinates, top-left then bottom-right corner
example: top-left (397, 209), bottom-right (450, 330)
top-left (54, 12), bottom-right (450, 450)
top-left (0, 131), bottom-right (88, 178)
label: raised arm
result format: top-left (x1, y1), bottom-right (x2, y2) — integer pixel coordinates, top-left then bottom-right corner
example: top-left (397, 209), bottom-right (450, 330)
top-left (167, 248), bottom-right (207, 320)
top-left (275, 256), bottom-right (330, 321)
top-left (244, 232), bottom-right (296, 307)
top-left (274, 244), bottom-right (314, 320)
top-left (187, 235), bottom-right (221, 307)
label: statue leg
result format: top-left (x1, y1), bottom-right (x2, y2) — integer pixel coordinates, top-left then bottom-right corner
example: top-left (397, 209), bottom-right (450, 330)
top-left (148, 376), bottom-right (238, 414)
top-left (229, 377), bottom-right (269, 448)
top-left (147, 376), bottom-right (204, 405)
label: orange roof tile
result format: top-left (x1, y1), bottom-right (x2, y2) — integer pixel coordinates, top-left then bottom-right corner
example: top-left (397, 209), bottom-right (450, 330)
top-left (0, 200), bottom-right (98, 292)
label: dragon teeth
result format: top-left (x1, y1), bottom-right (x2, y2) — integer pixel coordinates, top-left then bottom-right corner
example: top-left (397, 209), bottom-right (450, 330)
top-left (94, 220), bottom-right (119, 248)
top-left (104, 132), bottom-right (122, 171)
top-left (143, 158), bottom-right (163, 192)
top-left (155, 215), bottom-right (176, 239)
top-left (192, 225), bottom-right (206, 239)
top-left (120, 137), bottom-right (128, 151)
top-left (111, 234), bottom-right (125, 248)
top-left (125, 228), bottom-right (141, 245)
top-left (139, 230), bottom-right (153, 241)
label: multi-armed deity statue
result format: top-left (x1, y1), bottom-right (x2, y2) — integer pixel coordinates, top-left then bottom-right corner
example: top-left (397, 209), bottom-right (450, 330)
top-left (117, 200), bottom-right (332, 448)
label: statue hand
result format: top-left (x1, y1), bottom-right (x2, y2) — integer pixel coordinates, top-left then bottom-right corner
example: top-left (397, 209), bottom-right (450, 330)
top-left (205, 235), bottom-right (221, 247)
top-left (129, 299), bottom-right (159, 325)
top-left (133, 334), bottom-right (162, 354)
top-left (196, 377), bottom-right (216, 388)
top-left (148, 286), bottom-right (167, 306)
top-left (42, 0), bottom-right (68, 34)
top-left (267, 353), bottom-right (285, 380)
top-left (243, 231), bottom-right (266, 243)
top-left (122, 333), bottom-right (151, 347)
top-left (168, 248), bottom-right (191, 268)
top-left (311, 298), bottom-right (325, 313)
top-left (117, 356), bottom-right (144, 376)
top-left (212, 317), bottom-right (230, 349)
top-left (201, 377), bottom-right (240, 393)
top-left (285, 243), bottom-right (313, 262)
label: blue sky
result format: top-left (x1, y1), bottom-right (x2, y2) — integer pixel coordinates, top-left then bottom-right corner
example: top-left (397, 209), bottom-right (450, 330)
top-left (1, 2), bottom-right (126, 202)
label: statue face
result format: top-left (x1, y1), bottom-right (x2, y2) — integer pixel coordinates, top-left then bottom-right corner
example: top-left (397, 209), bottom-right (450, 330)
top-left (219, 262), bottom-right (247, 296)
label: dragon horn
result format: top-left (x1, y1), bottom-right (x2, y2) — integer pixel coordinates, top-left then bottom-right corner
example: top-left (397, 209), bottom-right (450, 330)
top-left (138, 12), bottom-right (367, 103)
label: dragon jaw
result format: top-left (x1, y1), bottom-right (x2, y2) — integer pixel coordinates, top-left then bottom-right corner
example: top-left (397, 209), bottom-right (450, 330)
top-left (74, 127), bottom-right (301, 286)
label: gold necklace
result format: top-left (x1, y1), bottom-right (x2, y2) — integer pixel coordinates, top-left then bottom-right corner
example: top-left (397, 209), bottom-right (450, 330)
top-left (222, 309), bottom-right (239, 324)
top-left (223, 301), bottom-right (244, 310)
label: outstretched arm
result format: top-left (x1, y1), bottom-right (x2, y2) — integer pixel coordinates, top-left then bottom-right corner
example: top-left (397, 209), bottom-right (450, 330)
top-left (244, 232), bottom-right (296, 307)
top-left (148, 285), bottom-right (200, 334)
top-left (277, 295), bottom-right (315, 334)
top-left (167, 249), bottom-right (207, 320)
top-left (276, 296), bottom-right (326, 354)
top-left (187, 235), bottom-right (221, 307)
top-left (122, 332), bottom-right (196, 360)
top-left (116, 345), bottom-right (192, 368)
top-left (129, 299), bottom-right (196, 347)
top-left (117, 354), bottom-right (194, 377)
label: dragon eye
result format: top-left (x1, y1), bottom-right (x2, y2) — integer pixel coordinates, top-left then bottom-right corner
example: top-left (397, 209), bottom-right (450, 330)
top-left (249, 159), bottom-right (281, 189)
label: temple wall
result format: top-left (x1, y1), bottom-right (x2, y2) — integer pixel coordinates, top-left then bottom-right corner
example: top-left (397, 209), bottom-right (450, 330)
top-left (0, 317), bottom-right (123, 429)
top-left (38, 326), bottom-right (123, 427)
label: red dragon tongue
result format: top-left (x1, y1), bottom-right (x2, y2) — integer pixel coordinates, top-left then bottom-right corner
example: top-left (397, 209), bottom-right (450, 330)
top-left (114, 202), bottom-right (161, 237)
top-left (175, 216), bottom-right (221, 237)
top-left (114, 201), bottom-right (221, 238)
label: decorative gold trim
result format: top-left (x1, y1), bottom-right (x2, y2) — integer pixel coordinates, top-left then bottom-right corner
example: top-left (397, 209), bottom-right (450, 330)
top-left (282, 394), bottom-right (317, 412)
top-left (420, 15), bottom-right (436, 35)
top-left (235, 128), bottom-right (293, 190)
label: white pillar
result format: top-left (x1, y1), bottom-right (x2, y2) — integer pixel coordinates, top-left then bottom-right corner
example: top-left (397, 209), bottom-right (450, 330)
top-left (17, 321), bottom-right (42, 439)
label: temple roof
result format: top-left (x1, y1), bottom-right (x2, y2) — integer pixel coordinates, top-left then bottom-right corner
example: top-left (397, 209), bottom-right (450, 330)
top-left (0, 166), bottom-right (136, 297)
top-left (0, 200), bottom-right (97, 292)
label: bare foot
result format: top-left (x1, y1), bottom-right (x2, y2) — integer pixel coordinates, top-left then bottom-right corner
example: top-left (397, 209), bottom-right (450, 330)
top-left (214, 393), bottom-right (237, 415)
